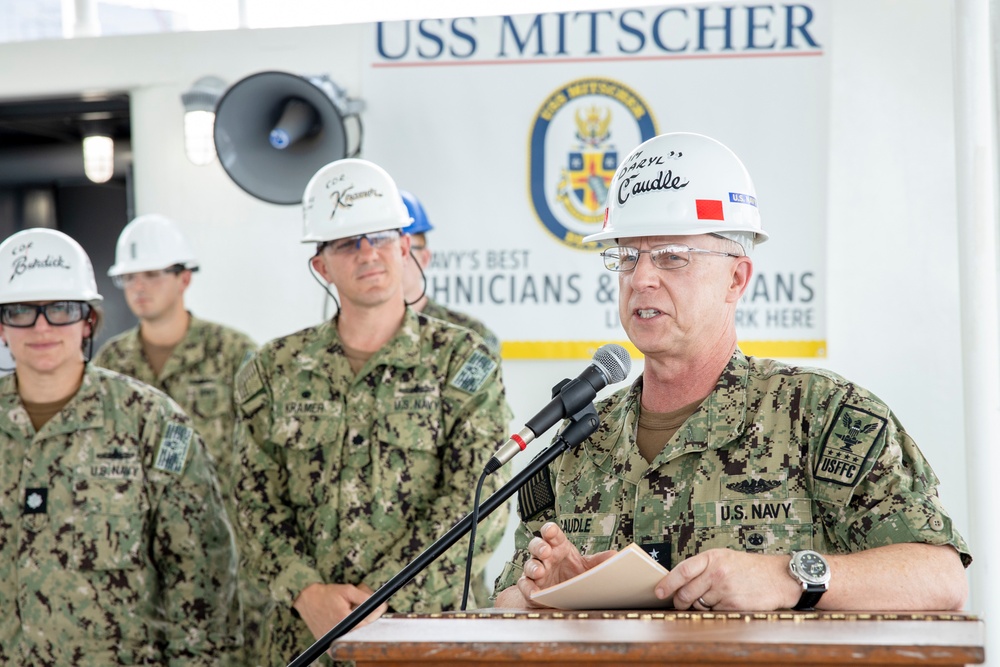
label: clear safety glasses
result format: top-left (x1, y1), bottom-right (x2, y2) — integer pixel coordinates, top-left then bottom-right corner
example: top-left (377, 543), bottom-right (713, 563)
top-left (112, 266), bottom-right (185, 289)
top-left (600, 243), bottom-right (741, 272)
top-left (321, 231), bottom-right (401, 256)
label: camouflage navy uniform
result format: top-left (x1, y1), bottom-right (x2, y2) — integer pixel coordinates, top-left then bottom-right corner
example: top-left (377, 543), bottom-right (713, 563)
top-left (92, 314), bottom-right (257, 665)
top-left (0, 365), bottom-right (240, 666)
top-left (92, 314), bottom-right (256, 495)
top-left (422, 298), bottom-right (501, 357)
top-left (496, 350), bottom-right (971, 592)
top-left (234, 308), bottom-right (511, 665)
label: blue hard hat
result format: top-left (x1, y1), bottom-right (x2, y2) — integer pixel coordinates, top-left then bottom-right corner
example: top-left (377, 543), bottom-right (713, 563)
top-left (400, 190), bottom-right (434, 235)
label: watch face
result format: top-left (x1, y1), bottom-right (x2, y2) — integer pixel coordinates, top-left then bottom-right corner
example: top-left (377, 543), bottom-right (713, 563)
top-left (795, 551), bottom-right (830, 584)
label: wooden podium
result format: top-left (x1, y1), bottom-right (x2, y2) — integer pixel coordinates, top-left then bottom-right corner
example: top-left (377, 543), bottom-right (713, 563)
top-left (327, 610), bottom-right (985, 666)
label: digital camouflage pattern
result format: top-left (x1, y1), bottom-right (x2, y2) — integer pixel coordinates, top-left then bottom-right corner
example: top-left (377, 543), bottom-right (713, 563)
top-left (422, 298), bottom-right (501, 357)
top-left (92, 315), bottom-right (258, 666)
top-left (418, 299), bottom-right (503, 607)
top-left (92, 314), bottom-right (257, 497)
top-left (495, 350), bottom-right (971, 593)
top-left (234, 308), bottom-right (511, 666)
top-left (0, 365), bottom-right (240, 666)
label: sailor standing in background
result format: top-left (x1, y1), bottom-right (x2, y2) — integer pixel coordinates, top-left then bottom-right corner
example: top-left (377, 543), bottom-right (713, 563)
top-left (234, 158), bottom-right (512, 665)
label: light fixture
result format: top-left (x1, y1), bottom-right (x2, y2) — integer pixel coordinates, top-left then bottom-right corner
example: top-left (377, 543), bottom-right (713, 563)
top-left (181, 76), bottom-right (227, 166)
top-left (82, 130), bottom-right (114, 183)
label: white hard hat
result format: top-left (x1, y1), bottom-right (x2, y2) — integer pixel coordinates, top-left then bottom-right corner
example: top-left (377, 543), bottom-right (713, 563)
top-left (584, 132), bottom-right (769, 245)
top-left (107, 214), bottom-right (199, 277)
top-left (301, 158), bottom-right (411, 244)
top-left (0, 228), bottom-right (103, 304)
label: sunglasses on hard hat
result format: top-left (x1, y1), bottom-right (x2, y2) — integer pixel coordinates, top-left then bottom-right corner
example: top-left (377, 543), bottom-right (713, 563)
top-left (0, 301), bottom-right (91, 328)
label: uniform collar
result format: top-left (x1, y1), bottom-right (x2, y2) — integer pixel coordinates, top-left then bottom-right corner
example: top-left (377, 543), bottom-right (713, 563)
top-left (0, 365), bottom-right (106, 439)
top-left (115, 313), bottom-right (203, 381)
top-left (584, 349), bottom-right (751, 481)
top-left (156, 313), bottom-right (209, 377)
top-left (306, 307), bottom-right (423, 380)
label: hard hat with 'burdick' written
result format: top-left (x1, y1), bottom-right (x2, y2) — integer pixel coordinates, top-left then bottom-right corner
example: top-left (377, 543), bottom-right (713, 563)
top-left (0, 228), bottom-right (103, 304)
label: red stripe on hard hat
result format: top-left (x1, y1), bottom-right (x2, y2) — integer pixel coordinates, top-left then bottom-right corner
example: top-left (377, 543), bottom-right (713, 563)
top-left (696, 200), bottom-right (725, 220)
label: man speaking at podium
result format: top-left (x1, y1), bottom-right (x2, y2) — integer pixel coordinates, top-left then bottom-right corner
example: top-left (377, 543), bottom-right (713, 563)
top-left (495, 133), bottom-right (970, 612)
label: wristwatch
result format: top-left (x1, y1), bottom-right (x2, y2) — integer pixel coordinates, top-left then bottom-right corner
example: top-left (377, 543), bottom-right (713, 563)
top-left (788, 550), bottom-right (830, 610)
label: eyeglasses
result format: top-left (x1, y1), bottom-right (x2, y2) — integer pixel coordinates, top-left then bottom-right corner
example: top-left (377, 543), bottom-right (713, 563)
top-left (321, 231), bottom-right (401, 256)
top-left (0, 301), bottom-right (91, 328)
top-left (600, 244), bottom-right (742, 272)
top-left (112, 266), bottom-right (185, 289)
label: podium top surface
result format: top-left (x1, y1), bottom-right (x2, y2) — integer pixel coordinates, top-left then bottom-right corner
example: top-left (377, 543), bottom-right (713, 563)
top-left (327, 610), bottom-right (985, 665)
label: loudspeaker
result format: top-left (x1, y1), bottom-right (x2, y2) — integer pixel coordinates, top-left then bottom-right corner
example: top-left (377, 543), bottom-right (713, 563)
top-left (213, 71), bottom-right (364, 205)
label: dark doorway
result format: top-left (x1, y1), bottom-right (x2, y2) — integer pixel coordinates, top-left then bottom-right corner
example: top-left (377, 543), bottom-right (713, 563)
top-left (0, 93), bottom-right (135, 351)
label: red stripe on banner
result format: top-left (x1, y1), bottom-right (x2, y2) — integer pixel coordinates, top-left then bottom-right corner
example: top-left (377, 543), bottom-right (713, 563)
top-left (696, 199), bottom-right (724, 220)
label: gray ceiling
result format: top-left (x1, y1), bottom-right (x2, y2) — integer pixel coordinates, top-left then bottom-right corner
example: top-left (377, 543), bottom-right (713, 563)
top-left (0, 94), bottom-right (133, 186)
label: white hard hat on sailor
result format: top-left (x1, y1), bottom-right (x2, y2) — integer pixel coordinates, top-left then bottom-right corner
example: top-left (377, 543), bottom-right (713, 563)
top-left (301, 158), bottom-right (411, 244)
top-left (584, 132), bottom-right (768, 249)
top-left (0, 228), bottom-right (103, 304)
top-left (108, 214), bottom-right (199, 277)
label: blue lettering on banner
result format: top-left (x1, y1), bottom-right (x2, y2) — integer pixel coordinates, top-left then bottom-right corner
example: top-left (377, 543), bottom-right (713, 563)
top-left (373, 5), bottom-right (822, 64)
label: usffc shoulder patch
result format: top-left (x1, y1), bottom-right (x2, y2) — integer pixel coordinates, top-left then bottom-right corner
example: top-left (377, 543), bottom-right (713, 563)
top-left (449, 349), bottom-right (497, 394)
top-left (155, 421), bottom-right (194, 474)
top-left (518, 465), bottom-right (556, 522)
top-left (814, 404), bottom-right (886, 487)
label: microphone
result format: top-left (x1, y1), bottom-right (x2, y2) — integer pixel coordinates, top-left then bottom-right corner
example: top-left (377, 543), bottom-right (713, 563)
top-left (485, 343), bottom-right (631, 474)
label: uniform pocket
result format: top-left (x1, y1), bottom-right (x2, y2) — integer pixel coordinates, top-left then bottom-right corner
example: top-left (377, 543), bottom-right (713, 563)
top-left (189, 382), bottom-right (230, 420)
top-left (74, 512), bottom-right (146, 570)
top-left (72, 477), bottom-right (149, 571)
top-left (377, 412), bottom-right (439, 475)
top-left (277, 405), bottom-right (344, 512)
top-left (692, 522), bottom-right (814, 555)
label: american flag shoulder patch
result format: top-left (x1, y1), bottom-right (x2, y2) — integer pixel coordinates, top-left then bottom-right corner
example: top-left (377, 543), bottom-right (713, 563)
top-left (449, 350), bottom-right (497, 394)
top-left (154, 421), bottom-right (194, 474)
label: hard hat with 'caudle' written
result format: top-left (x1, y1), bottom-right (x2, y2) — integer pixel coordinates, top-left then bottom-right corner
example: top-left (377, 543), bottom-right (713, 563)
top-left (584, 132), bottom-right (769, 246)
top-left (301, 158), bottom-right (412, 243)
top-left (107, 214), bottom-right (199, 277)
top-left (0, 228), bottom-right (103, 304)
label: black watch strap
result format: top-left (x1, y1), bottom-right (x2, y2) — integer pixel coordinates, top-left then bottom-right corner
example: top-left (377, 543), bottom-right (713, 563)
top-left (793, 583), bottom-right (825, 611)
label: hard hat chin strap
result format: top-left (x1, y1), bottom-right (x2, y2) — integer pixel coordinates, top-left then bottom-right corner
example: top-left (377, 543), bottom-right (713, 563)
top-left (307, 256), bottom-right (342, 321)
top-left (404, 249), bottom-right (428, 308)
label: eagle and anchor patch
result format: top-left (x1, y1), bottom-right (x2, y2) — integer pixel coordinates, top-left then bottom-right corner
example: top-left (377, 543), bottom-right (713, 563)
top-left (815, 405), bottom-right (885, 486)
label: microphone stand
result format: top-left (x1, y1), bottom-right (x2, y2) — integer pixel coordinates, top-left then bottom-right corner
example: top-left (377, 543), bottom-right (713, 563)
top-left (287, 402), bottom-right (601, 667)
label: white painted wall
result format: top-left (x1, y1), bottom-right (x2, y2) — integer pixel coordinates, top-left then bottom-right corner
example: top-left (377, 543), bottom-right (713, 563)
top-left (0, 0), bottom-right (982, 634)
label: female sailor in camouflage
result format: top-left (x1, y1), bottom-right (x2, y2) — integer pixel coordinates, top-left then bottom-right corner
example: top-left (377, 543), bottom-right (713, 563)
top-left (0, 229), bottom-right (240, 665)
